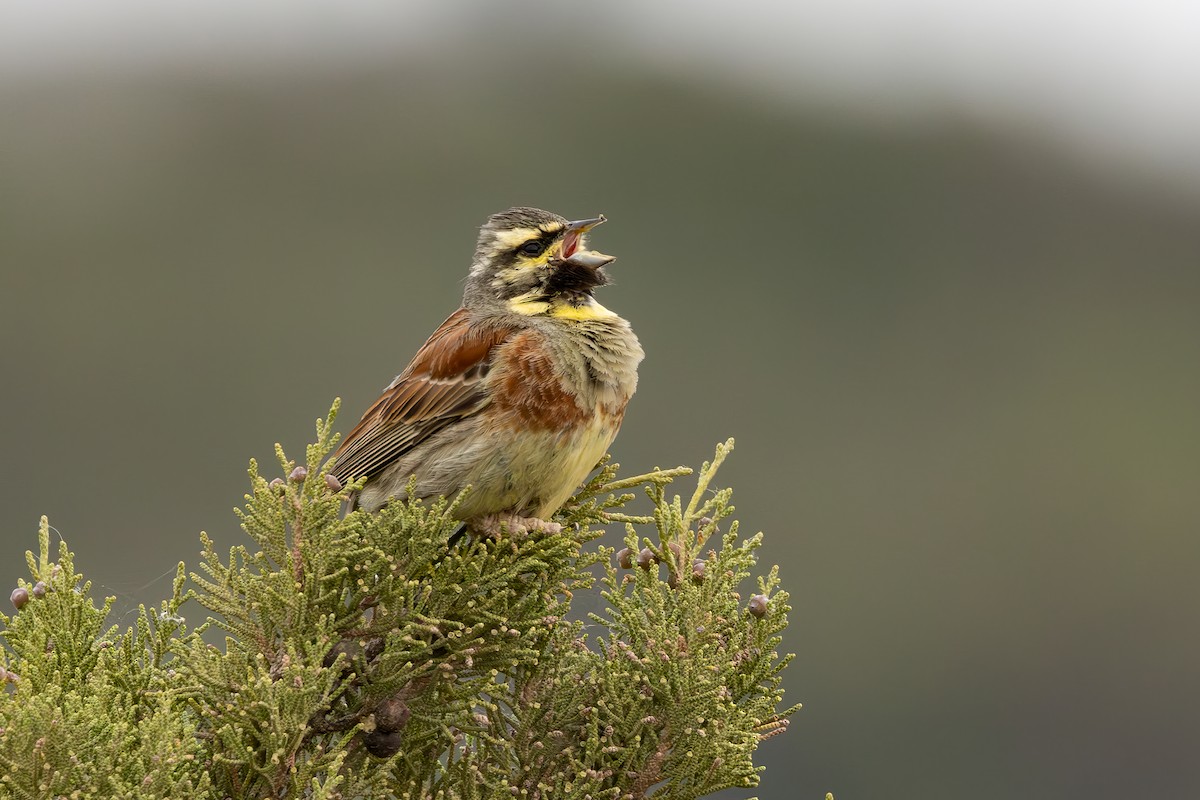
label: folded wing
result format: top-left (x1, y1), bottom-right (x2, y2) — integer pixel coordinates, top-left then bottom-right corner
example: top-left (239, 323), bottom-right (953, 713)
top-left (331, 308), bottom-right (516, 484)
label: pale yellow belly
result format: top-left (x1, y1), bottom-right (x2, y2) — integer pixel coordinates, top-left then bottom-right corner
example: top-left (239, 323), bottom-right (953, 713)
top-left (451, 416), bottom-right (619, 520)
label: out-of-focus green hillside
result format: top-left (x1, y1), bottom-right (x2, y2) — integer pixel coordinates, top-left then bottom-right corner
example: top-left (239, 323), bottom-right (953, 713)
top-left (2, 53), bottom-right (1198, 800)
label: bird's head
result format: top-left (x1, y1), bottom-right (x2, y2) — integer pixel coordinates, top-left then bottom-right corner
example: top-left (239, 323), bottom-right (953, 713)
top-left (465, 207), bottom-right (615, 313)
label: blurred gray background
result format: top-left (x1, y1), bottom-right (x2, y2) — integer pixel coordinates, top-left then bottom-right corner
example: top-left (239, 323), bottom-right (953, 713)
top-left (3, 2), bottom-right (1199, 798)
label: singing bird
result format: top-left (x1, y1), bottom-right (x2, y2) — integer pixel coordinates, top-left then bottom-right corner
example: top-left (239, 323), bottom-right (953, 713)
top-left (330, 207), bottom-right (643, 536)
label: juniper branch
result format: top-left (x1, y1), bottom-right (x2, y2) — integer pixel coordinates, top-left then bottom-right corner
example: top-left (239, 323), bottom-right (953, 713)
top-left (0, 401), bottom-right (801, 800)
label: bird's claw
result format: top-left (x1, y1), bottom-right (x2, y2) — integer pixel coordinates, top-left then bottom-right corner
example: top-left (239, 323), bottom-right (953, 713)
top-left (473, 513), bottom-right (563, 540)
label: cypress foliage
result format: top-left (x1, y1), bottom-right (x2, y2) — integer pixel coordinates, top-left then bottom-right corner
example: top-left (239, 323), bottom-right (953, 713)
top-left (0, 402), bottom-right (798, 799)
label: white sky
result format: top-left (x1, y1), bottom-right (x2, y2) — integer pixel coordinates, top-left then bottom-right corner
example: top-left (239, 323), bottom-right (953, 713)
top-left (3, 0), bottom-right (1199, 182)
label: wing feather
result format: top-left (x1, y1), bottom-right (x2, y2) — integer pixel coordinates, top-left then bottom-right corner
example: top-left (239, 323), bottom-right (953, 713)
top-left (331, 309), bottom-right (515, 483)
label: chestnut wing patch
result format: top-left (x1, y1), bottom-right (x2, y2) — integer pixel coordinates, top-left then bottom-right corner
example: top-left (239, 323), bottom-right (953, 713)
top-left (331, 309), bottom-right (515, 483)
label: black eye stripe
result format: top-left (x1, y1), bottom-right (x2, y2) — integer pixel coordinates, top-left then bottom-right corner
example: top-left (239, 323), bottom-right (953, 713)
top-left (512, 228), bottom-right (564, 257)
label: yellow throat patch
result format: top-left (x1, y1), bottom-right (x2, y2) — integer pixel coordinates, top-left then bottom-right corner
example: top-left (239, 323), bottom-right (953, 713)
top-left (508, 294), bottom-right (617, 321)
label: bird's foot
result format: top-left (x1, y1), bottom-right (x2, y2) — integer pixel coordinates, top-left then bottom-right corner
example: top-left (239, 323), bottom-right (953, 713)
top-left (473, 513), bottom-right (563, 540)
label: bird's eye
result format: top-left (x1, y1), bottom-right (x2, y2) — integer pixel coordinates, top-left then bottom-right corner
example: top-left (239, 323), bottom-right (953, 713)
top-left (519, 241), bottom-right (545, 256)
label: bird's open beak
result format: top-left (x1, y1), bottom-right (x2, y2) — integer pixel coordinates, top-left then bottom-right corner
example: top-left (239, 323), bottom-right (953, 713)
top-left (566, 215), bottom-right (606, 234)
top-left (559, 214), bottom-right (615, 268)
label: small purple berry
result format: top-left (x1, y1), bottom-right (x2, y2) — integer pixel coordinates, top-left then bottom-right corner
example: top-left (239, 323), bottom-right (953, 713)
top-left (31, 581), bottom-right (47, 599)
top-left (324, 473), bottom-right (343, 492)
top-left (748, 594), bottom-right (769, 618)
top-left (616, 548), bottom-right (634, 569)
top-left (637, 548), bottom-right (656, 570)
top-left (668, 541), bottom-right (682, 560)
top-left (269, 478), bottom-right (285, 492)
top-left (10, 587), bottom-right (29, 610)
top-left (289, 466), bottom-right (308, 483)
top-left (364, 729), bottom-right (404, 758)
top-left (375, 697), bottom-right (411, 733)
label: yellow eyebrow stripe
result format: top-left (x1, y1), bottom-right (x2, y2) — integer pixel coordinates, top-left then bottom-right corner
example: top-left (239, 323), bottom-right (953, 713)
top-left (491, 224), bottom-right (565, 251)
top-left (491, 228), bottom-right (541, 249)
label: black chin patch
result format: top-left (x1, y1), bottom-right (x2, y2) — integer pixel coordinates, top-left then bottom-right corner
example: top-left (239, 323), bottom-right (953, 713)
top-left (544, 263), bottom-right (609, 297)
